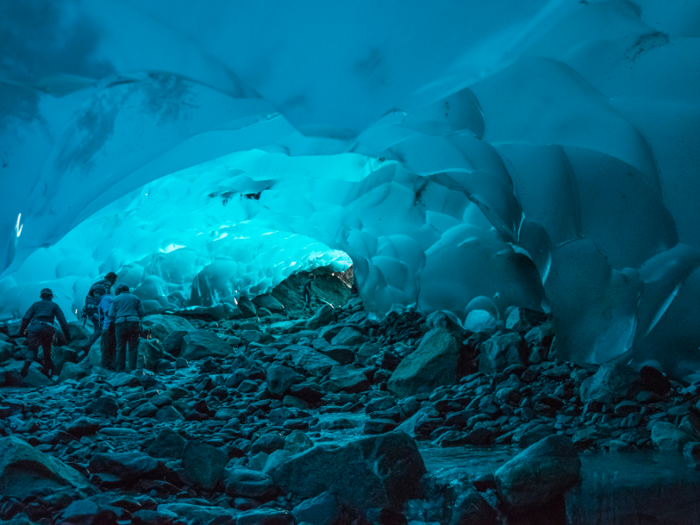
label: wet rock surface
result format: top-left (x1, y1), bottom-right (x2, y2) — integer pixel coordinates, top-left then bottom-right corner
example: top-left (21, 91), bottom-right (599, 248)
top-left (2, 281), bottom-right (700, 524)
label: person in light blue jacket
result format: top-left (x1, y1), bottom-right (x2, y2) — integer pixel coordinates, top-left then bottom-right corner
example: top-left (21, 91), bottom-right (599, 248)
top-left (108, 284), bottom-right (145, 372)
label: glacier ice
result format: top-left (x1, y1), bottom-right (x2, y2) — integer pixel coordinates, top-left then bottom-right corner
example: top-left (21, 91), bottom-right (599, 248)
top-left (2, 0), bottom-right (700, 378)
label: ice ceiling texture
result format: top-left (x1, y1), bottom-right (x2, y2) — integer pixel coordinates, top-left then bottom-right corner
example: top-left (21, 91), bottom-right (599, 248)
top-left (1, 0), bottom-right (700, 377)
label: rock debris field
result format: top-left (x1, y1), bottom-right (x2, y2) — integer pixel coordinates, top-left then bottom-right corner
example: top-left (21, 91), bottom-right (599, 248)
top-left (2, 276), bottom-right (700, 524)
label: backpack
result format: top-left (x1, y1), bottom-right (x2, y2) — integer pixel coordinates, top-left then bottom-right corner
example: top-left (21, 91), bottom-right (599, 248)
top-left (84, 279), bottom-right (110, 317)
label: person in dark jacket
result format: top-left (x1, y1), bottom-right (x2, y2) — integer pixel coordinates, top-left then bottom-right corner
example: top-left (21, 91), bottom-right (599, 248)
top-left (108, 284), bottom-right (145, 372)
top-left (82, 272), bottom-right (117, 355)
top-left (302, 274), bottom-right (315, 313)
top-left (98, 293), bottom-right (116, 371)
top-left (19, 288), bottom-right (71, 378)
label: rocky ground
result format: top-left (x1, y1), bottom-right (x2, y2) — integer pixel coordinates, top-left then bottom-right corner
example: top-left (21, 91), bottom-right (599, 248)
top-left (1, 272), bottom-right (700, 524)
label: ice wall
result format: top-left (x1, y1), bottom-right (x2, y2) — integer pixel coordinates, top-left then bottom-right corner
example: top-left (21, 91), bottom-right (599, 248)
top-left (1, 1), bottom-right (700, 378)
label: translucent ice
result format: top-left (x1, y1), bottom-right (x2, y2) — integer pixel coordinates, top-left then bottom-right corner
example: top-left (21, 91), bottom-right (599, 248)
top-left (2, 1), bottom-right (700, 377)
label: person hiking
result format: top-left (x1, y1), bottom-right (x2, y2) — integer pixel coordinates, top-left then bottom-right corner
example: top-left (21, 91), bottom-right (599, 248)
top-left (302, 274), bottom-right (315, 313)
top-left (19, 288), bottom-right (71, 378)
top-left (81, 272), bottom-right (117, 355)
top-left (98, 291), bottom-right (116, 371)
top-left (108, 284), bottom-right (145, 372)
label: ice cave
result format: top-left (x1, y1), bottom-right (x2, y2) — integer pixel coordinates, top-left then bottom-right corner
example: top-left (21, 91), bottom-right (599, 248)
top-left (1, 1), bottom-right (700, 524)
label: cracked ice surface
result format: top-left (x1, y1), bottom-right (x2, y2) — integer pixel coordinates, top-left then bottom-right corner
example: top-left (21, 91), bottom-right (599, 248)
top-left (1, 1), bottom-right (700, 378)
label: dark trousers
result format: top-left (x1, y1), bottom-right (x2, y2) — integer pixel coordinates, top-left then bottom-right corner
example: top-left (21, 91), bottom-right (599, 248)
top-left (101, 324), bottom-right (117, 371)
top-left (25, 324), bottom-right (55, 375)
top-left (115, 321), bottom-right (140, 372)
top-left (85, 314), bottom-right (101, 350)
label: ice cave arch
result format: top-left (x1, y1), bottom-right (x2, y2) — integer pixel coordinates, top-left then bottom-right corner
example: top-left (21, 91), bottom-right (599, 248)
top-left (2, 0), bottom-right (700, 378)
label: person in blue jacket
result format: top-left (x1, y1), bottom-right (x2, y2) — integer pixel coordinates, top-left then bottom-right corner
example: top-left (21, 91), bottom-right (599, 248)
top-left (108, 284), bottom-right (145, 372)
top-left (19, 288), bottom-right (71, 378)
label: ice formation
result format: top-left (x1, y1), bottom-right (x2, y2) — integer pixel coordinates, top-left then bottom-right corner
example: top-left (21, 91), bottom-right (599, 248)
top-left (1, 1), bottom-right (700, 378)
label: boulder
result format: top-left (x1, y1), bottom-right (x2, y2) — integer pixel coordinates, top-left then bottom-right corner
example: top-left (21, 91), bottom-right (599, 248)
top-left (157, 503), bottom-right (234, 524)
top-left (225, 468), bottom-right (278, 499)
top-left (86, 396), bottom-right (119, 418)
top-left (305, 304), bottom-right (335, 331)
top-left (250, 433), bottom-right (286, 455)
top-left (292, 491), bottom-right (343, 525)
top-left (131, 402), bottom-right (158, 419)
top-left (147, 429), bottom-right (187, 460)
top-left (504, 307), bottom-right (546, 331)
top-left (89, 452), bottom-right (162, 480)
top-left (0, 436), bottom-right (90, 498)
top-left (66, 417), bottom-right (102, 437)
top-left (330, 327), bottom-right (364, 347)
top-left (284, 430), bottom-right (314, 455)
top-left (448, 489), bottom-right (497, 525)
top-left (290, 345), bottom-right (339, 377)
top-left (317, 345), bottom-right (355, 365)
top-left (253, 294), bottom-right (285, 314)
top-left (266, 364), bottom-right (304, 397)
top-left (579, 362), bottom-right (640, 405)
top-left (137, 340), bottom-right (164, 372)
top-left (59, 361), bottom-right (88, 382)
top-left (179, 330), bottom-right (232, 360)
top-left (495, 435), bottom-right (580, 509)
top-left (388, 328), bottom-right (460, 398)
top-left (651, 422), bottom-right (694, 451)
top-left (478, 333), bottom-right (525, 375)
top-left (156, 405), bottom-right (184, 422)
top-left (322, 365), bottom-right (370, 394)
top-left (0, 340), bottom-right (12, 363)
top-left (163, 330), bottom-right (189, 357)
top-left (640, 365), bottom-right (671, 395)
top-left (141, 315), bottom-right (194, 342)
top-left (270, 431), bottom-right (425, 513)
top-left (3, 360), bottom-right (53, 387)
top-left (238, 297), bottom-right (258, 318)
top-left (182, 441), bottom-right (227, 490)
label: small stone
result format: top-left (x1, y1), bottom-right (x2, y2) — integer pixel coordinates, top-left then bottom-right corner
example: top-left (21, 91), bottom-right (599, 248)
top-left (182, 441), bottom-right (228, 490)
top-left (614, 400), bottom-right (640, 417)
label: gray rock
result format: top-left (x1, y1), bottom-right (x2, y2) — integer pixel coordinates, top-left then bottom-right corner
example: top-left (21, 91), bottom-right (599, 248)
top-left (238, 296), bottom-right (258, 318)
top-left (137, 340), bottom-right (164, 372)
top-left (66, 417), bottom-right (102, 437)
top-left (388, 328), bottom-right (460, 398)
top-left (267, 364), bottom-right (304, 397)
top-left (237, 509), bottom-right (294, 525)
top-left (156, 405), bottom-right (184, 422)
top-left (182, 440), bottom-right (228, 490)
top-left (0, 340), bottom-right (13, 363)
top-left (225, 468), bottom-right (278, 499)
top-left (284, 430), bottom-right (314, 455)
top-left (478, 333), bottom-right (525, 375)
top-left (250, 433), bottom-right (286, 455)
top-left (157, 503), bottom-right (234, 524)
top-left (253, 294), bottom-right (285, 314)
top-left (179, 330), bottom-right (232, 360)
top-left (141, 315), bottom-right (194, 342)
top-left (579, 361), bottom-right (639, 405)
top-left (322, 365), bottom-right (370, 394)
top-left (651, 422), bottom-right (694, 451)
top-left (305, 305), bottom-right (335, 331)
top-left (59, 361), bottom-right (88, 382)
top-left (448, 488), bottom-right (497, 525)
top-left (0, 436), bottom-right (90, 498)
top-left (3, 359), bottom-right (53, 387)
top-left (293, 491), bottom-right (342, 525)
top-left (290, 345), bottom-right (339, 377)
top-left (270, 431), bottom-right (425, 513)
top-left (163, 330), bottom-right (189, 357)
top-left (517, 424), bottom-right (556, 449)
top-left (131, 402), bottom-right (159, 419)
top-left (86, 396), bottom-right (119, 418)
top-left (147, 429), bottom-right (187, 460)
top-left (330, 327), bottom-right (364, 347)
top-left (89, 452), bottom-right (162, 480)
top-left (495, 435), bottom-right (580, 509)
top-left (316, 345), bottom-right (355, 365)
top-left (505, 307), bottom-right (546, 331)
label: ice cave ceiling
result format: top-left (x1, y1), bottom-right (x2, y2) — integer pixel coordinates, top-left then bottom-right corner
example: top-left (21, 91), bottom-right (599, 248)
top-left (1, 0), bottom-right (700, 378)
